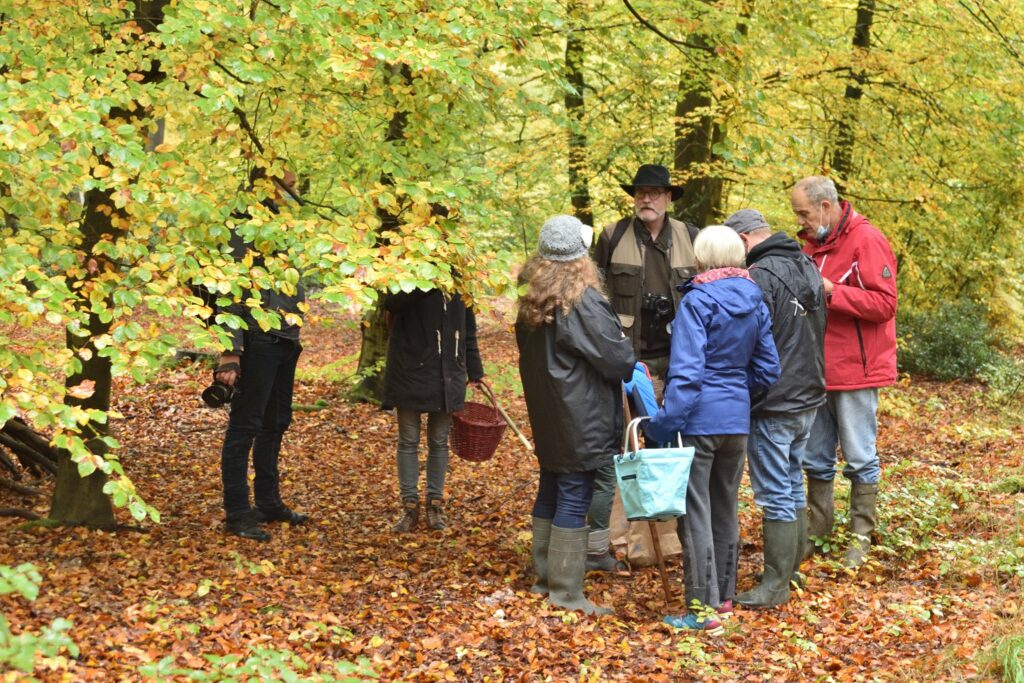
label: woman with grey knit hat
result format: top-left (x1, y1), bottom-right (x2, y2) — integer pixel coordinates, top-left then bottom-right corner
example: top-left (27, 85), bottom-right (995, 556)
top-left (516, 215), bottom-right (636, 615)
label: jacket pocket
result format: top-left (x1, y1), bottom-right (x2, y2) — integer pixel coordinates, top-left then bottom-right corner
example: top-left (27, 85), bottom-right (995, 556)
top-left (672, 266), bottom-right (697, 282)
top-left (609, 264), bottom-right (641, 297)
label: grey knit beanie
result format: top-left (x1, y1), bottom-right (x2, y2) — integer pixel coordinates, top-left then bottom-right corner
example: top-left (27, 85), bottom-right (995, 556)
top-left (538, 214), bottom-right (591, 261)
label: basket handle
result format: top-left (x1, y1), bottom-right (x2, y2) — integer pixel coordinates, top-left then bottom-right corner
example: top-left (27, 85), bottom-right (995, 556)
top-left (473, 379), bottom-right (533, 453)
top-left (470, 379), bottom-right (499, 410)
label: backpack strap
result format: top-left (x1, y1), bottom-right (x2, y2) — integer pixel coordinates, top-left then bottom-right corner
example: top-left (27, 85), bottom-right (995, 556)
top-left (603, 218), bottom-right (633, 271)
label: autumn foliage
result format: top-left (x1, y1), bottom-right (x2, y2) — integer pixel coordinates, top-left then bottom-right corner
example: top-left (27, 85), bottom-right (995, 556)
top-left (2, 302), bottom-right (1022, 680)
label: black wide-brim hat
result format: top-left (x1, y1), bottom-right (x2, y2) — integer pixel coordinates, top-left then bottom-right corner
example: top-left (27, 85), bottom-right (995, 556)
top-left (620, 164), bottom-right (684, 201)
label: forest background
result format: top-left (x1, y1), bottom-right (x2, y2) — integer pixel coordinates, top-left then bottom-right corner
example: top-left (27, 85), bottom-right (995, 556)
top-left (1, 0), bottom-right (1023, 680)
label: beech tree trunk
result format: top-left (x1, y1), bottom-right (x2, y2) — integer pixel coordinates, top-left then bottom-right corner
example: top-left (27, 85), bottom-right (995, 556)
top-left (349, 64), bottom-right (411, 404)
top-left (565, 0), bottom-right (593, 226)
top-left (49, 0), bottom-right (169, 527)
top-left (672, 30), bottom-right (725, 228)
top-left (830, 0), bottom-right (875, 189)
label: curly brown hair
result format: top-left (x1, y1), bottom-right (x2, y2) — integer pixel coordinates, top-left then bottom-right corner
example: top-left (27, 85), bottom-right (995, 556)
top-left (517, 254), bottom-right (604, 329)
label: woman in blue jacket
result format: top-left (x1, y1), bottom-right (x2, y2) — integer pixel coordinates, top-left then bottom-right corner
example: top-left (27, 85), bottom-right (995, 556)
top-left (646, 225), bottom-right (781, 633)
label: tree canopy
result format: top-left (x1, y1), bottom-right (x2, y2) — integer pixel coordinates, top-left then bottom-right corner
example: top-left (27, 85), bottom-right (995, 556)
top-left (1, 0), bottom-right (1023, 519)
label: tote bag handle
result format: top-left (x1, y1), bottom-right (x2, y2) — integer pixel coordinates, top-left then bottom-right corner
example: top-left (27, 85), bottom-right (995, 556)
top-left (624, 416), bottom-right (683, 454)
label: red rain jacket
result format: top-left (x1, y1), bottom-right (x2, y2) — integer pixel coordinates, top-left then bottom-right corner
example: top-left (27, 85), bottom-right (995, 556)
top-left (801, 201), bottom-right (898, 390)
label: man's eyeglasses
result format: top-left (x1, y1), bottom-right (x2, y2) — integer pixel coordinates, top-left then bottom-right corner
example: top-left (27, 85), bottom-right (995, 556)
top-left (634, 188), bottom-right (667, 200)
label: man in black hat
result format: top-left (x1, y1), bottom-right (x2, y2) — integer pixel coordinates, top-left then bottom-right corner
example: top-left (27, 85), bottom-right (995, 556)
top-left (593, 164), bottom-right (699, 381)
top-left (586, 164), bottom-right (699, 572)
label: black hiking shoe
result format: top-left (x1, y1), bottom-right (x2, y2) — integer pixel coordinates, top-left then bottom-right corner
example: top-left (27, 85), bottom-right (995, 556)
top-left (226, 511), bottom-right (271, 541)
top-left (256, 505), bottom-right (309, 525)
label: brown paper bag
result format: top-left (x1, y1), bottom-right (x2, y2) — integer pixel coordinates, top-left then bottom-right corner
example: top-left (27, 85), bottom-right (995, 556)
top-left (609, 486), bottom-right (682, 568)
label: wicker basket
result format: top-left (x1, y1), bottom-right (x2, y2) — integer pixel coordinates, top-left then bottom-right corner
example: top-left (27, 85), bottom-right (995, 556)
top-left (451, 383), bottom-right (507, 462)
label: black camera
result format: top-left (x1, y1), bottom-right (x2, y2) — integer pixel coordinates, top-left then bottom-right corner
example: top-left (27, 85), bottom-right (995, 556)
top-left (201, 381), bottom-right (237, 408)
top-left (641, 293), bottom-right (674, 319)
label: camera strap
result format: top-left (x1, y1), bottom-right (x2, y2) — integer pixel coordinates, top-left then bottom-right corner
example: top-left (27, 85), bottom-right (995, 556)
top-left (214, 361), bottom-right (240, 375)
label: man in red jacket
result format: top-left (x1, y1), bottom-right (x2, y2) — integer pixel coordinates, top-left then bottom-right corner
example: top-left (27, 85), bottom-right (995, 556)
top-left (791, 176), bottom-right (898, 569)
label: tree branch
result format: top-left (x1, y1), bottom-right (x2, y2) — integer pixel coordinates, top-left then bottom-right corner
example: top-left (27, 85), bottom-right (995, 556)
top-left (621, 0), bottom-right (716, 53)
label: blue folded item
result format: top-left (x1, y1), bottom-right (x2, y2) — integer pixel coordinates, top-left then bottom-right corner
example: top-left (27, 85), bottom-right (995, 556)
top-left (623, 361), bottom-right (658, 417)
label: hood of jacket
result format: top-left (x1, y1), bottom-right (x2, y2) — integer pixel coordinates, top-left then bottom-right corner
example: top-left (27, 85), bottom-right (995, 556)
top-left (748, 232), bottom-right (822, 313)
top-left (681, 270), bottom-right (763, 319)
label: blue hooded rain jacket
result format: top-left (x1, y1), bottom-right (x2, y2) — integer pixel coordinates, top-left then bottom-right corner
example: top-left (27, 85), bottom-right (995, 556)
top-left (646, 272), bottom-right (781, 442)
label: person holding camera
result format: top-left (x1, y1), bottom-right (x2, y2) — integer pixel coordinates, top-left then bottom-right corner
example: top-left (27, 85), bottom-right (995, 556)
top-left (213, 169), bottom-right (308, 542)
top-left (584, 164), bottom-right (700, 572)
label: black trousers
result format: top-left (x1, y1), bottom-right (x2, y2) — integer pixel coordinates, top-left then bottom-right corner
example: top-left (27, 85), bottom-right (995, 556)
top-left (220, 332), bottom-right (301, 519)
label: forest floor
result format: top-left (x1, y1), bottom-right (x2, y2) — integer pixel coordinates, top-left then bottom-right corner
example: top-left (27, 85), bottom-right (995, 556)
top-left (1, 299), bottom-right (1022, 682)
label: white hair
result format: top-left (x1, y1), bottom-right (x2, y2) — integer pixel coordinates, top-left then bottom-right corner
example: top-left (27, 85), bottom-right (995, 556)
top-left (693, 225), bottom-right (746, 271)
top-left (795, 176), bottom-right (839, 204)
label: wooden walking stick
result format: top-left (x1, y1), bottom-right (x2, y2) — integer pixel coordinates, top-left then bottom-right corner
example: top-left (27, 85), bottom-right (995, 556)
top-left (623, 390), bottom-right (674, 605)
top-left (479, 380), bottom-right (532, 452)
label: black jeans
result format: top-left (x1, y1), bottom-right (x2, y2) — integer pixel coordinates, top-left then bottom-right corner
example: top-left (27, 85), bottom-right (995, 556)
top-left (220, 332), bottom-right (301, 519)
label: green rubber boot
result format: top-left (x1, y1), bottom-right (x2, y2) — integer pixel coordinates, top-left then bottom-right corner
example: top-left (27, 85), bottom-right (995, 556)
top-left (547, 525), bottom-right (612, 615)
top-left (736, 519), bottom-right (799, 609)
top-left (843, 483), bottom-right (878, 569)
top-left (530, 517), bottom-right (552, 595)
top-left (805, 478), bottom-right (835, 559)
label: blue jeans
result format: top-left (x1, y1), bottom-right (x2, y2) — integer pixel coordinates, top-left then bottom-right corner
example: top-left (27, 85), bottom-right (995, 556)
top-left (221, 332), bottom-right (301, 519)
top-left (747, 409), bottom-right (817, 522)
top-left (396, 409), bottom-right (452, 502)
top-left (803, 388), bottom-right (881, 484)
top-left (532, 469), bottom-right (595, 529)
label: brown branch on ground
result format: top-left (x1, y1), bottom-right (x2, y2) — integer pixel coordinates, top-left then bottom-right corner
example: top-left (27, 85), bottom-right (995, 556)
top-left (0, 474), bottom-right (41, 497)
top-left (0, 507), bottom-right (41, 520)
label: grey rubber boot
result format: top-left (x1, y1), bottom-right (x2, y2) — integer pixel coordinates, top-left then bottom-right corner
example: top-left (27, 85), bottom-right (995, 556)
top-left (547, 525), bottom-right (612, 615)
top-left (585, 528), bottom-right (627, 572)
top-left (805, 478), bottom-right (835, 559)
top-left (843, 482), bottom-right (879, 569)
top-left (530, 517), bottom-right (552, 594)
top-left (736, 519), bottom-right (799, 609)
top-left (791, 507), bottom-right (807, 587)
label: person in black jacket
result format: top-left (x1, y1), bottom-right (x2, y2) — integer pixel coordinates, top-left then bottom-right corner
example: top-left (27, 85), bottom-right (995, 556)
top-left (382, 286), bottom-right (484, 532)
top-left (725, 209), bottom-right (827, 608)
top-left (215, 169), bottom-right (309, 542)
top-left (517, 215), bottom-right (636, 615)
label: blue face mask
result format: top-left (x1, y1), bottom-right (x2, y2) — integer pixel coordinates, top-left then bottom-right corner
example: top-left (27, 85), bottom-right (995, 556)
top-left (815, 204), bottom-right (830, 240)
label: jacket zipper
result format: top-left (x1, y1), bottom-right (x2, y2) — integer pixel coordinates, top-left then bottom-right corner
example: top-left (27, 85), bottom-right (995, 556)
top-left (854, 320), bottom-right (868, 376)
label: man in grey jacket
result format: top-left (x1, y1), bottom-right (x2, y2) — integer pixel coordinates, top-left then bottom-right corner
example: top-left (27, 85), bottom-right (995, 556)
top-left (726, 209), bottom-right (827, 607)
